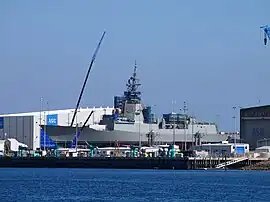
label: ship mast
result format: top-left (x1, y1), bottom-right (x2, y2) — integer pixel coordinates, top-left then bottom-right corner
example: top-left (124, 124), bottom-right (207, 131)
top-left (124, 60), bottom-right (141, 104)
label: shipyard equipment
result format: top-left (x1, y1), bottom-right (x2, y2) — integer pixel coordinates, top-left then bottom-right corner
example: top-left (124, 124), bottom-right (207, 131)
top-left (70, 31), bottom-right (106, 127)
top-left (71, 110), bottom-right (94, 148)
top-left (168, 145), bottom-right (175, 158)
top-left (130, 145), bottom-right (139, 157)
top-left (260, 25), bottom-right (270, 45)
top-left (68, 31), bottom-right (106, 148)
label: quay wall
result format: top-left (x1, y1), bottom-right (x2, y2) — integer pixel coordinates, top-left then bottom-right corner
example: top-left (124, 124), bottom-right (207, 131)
top-left (0, 157), bottom-right (189, 170)
top-left (0, 157), bottom-right (265, 170)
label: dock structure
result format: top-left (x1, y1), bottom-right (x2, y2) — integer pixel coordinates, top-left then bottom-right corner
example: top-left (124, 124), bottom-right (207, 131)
top-left (187, 157), bottom-right (268, 170)
top-left (0, 156), bottom-right (268, 170)
top-left (215, 157), bottom-right (249, 169)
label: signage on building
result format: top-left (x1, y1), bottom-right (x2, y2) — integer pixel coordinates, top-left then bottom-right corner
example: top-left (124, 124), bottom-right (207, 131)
top-left (242, 109), bottom-right (270, 117)
top-left (0, 117), bottom-right (3, 129)
top-left (252, 128), bottom-right (264, 136)
top-left (46, 114), bottom-right (58, 126)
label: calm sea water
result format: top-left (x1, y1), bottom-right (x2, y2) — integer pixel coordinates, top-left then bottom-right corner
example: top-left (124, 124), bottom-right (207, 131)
top-left (0, 168), bottom-right (269, 202)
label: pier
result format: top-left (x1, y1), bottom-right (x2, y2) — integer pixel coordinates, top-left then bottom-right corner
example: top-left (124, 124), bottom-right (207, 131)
top-left (188, 157), bottom-right (268, 170)
top-left (0, 156), bottom-right (267, 170)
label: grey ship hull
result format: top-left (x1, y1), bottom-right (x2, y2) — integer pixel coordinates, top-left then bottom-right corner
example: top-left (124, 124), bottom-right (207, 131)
top-left (44, 123), bottom-right (232, 144)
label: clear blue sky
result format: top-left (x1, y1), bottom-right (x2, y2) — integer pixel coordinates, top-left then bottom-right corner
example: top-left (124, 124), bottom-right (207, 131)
top-left (0, 0), bottom-right (269, 131)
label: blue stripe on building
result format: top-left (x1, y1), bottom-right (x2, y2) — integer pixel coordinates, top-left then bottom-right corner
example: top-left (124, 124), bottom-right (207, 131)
top-left (40, 129), bottom-right (55, 149)
top-left (39, 114), bottom-right (58, 149)
top-left (0, 117), bottom-right (3, 129)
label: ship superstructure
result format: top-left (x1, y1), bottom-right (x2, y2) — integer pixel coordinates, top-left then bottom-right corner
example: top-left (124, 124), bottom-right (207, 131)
top-left (44, 62), bottom-right (234, 150)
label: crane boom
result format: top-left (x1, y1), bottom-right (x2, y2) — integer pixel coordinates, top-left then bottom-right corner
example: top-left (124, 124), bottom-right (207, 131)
top-left (70, 31), bottom-right (106, 127)
top-left (70, 110), bottom-right (94, 148)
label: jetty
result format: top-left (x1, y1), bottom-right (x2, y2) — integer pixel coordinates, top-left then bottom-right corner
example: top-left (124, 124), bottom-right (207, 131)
top-left (0, 156), bottom-right (268, 170)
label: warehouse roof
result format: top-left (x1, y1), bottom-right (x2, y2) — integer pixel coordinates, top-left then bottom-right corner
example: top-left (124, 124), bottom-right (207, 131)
top-left (0, 106), bottom-right (113, 117)
top-left (240, 105), bottom-right (270, 118)
top-left (240, 105), bottom-right (270, 111)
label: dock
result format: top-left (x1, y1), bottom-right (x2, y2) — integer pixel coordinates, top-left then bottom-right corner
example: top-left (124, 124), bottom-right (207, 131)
top-left (0, 157), bottom-right (189, 170)
top-left (0, 156), bottom-right (268, 170)
top-left (188, 157), bottom-right (268, 170)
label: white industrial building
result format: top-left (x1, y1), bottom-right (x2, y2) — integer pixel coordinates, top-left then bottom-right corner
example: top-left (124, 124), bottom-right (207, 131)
top-left (0, 138), bottom-right (28, 154)
top-left (0, 107), bottom-right (114, 150)
top-left (192, 141), bottom-right (249, 157)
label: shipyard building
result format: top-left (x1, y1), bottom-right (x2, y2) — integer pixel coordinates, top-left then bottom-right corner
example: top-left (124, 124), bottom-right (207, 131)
top-left (240, 105), bottom-right (270, 149)
top-left (0, 107), bottom-right (113, 150)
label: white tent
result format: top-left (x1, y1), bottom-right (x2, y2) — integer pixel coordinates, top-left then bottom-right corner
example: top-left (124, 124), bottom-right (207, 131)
top-left (7, 138), bottom-right (28, 152)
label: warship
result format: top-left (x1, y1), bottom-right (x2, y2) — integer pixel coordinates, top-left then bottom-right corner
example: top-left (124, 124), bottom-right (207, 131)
top-left (44, 63), bottom-right (234, 149)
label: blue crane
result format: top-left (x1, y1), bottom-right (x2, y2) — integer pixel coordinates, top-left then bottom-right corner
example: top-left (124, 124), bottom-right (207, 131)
top-left (69, 31), bottom-right (106, 149)
top-left (70, 31), bottom-right (106, 127)
top-left (260, 25), bottom-right (270, 45)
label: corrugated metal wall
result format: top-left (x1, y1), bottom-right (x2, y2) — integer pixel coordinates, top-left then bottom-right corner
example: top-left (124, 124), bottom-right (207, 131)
top-left (0, 116), bottom-right (34, 149)
top-left (240, 106), bottom-right (270, 149)
top-left (240, 119), bottom-right (270, 149)
top-left (0, 107), bottom-right (114, 150)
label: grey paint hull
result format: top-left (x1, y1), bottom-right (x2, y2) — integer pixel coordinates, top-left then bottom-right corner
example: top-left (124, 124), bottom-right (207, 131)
top-left (44, 124), bottom-right (231, 144)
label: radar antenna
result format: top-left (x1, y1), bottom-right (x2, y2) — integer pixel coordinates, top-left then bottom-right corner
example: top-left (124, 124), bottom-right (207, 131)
top-left (124, 60), bottom-right (142, 104)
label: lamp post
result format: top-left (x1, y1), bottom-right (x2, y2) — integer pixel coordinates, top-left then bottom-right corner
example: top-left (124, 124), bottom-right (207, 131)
top-left (191, 115), bottom-right (194, 147)
top-left (183, 101), bottom-right (188, 151)
top-left (67, 112), bottom-right (70, 125)
top-left (172, 101), bottom-right (176, 146)
top-left (232, 106), bottom-right (237, 157)
top-left (149, 104), bottom-right (156, 132)
top-left (40, 97), bottom-right (43, 129)
top-left (70, 109), bottom-right (80, 151)
top-left (43, 107), bottom-right (46, 151)
top-left (216, 114), bottom-right (220, 132)
top-left (40, 97), bottom-right (45, 150)
top-left (75, 122), bottom-right (78, 152)
top-left (136, 109), bottom-right (142, 148)
top-left (75, 110), bottom-right (80, 152)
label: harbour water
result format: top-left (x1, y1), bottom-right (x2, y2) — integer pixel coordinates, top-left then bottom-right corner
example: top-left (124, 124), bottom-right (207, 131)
top-left (0, 168), bottom-right (269, 201)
